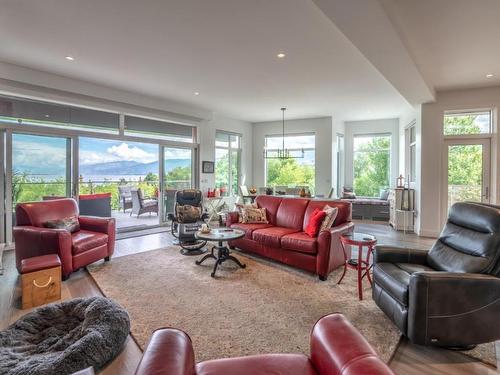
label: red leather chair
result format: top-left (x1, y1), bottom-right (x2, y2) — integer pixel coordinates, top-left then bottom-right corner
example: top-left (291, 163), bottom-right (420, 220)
top-left (14, 198), bottom-right (116, 279)
top-left (134, 314), bottom-right (395, 375)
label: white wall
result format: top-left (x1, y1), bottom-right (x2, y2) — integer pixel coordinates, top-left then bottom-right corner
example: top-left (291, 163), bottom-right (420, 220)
top-left (198, 113), bottom-right (253, 193)
top-left (252, 117), bottom-right (333, 196)
top-left (419, 86), bottom-right (500, 237)
top-left (343, 118), bottom-right (400, 193)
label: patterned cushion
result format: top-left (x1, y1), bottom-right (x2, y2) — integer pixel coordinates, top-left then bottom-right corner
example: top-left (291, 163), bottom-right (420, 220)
top-left (241, 207), bottom-right (269, 224)
top-left (43, 216), bottom-right (80, 233)
top-left (320, 205), bottom-right (339, 231)
top-left (176, 205), bottom-right (201, 223)
top-left (235, 203), bottom-right (257, 223)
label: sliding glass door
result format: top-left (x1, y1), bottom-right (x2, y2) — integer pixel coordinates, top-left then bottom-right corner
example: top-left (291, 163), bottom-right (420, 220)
top-left (162, 147), bottom-right (193, 221)
top-left (5, 132), bottom-right (73, 242)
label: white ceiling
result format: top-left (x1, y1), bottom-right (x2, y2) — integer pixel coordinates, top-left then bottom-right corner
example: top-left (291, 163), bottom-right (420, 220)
top-left (381, 0), bottom-right (500, 90)
top-left (0, 0), bottom-right (412, 122)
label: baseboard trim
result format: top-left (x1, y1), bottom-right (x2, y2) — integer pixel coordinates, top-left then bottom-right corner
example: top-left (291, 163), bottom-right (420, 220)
top-left (418, 228), bottom-right (439, 238)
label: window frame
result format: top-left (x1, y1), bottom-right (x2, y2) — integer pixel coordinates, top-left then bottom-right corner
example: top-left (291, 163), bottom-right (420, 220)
top-left (405, 122), bottom-right (416, 184)
top-left (215, 130), bottom-right (242, 196)
top-left (352, 133), bottom-right (391, 198)
top-left (443, 109), bottom-right (493, 137)
top-left (264, 132), bottom-right (316, 188)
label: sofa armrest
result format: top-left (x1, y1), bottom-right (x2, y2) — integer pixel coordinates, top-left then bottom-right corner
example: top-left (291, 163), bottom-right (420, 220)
top-left (78, 215), bottom-right (115, 234)
top-left (374, 245), bottom-right (429, 265)
top-left (225, 211), bottom-right (240, 227)
top-left (316, 222), bottom-right (354, 279)
top-left (135, 328), bottom-right (195, 375)
top-left (408, 271), bottom-right (500, 345)
top-left (13, 226), bottom-right (73, 276)
top-left (310, 314), bottom-right (395, 375)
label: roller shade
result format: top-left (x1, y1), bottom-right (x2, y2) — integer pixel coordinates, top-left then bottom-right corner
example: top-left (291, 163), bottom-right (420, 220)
top-left (0, 95), bottom-right (119, 130)
top-left (125, 115), bottom-right (194, 141)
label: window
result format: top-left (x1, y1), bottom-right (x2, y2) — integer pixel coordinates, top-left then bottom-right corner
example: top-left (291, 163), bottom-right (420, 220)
top-left (353, 134), bottom-right (390, 197)
top-left (405, 123), bottom-right (416, 184)
top-left (336, 134), bottom-right (344, 198)
top-left (215, 131), bottom-right (241, 196)
top-left (124, 115), bottom-right (194, 143)
top-left (0, 95), bottom-right (119, 134)
top-left (265, 134), bottom-right (315, 192)
top-left (443, 111), bottom-right (492, 135)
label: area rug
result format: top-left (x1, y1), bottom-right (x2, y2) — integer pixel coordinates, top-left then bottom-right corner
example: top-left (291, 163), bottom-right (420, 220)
top-left (87, 246), bottom-right (497, 367)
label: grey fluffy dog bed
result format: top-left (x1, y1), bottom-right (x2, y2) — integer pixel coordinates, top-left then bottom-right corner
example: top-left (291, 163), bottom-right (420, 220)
top-left (0, 296), bottom-right (130, 375)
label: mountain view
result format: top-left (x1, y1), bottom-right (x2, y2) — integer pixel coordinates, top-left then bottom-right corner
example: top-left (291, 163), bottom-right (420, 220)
top-left (79, 159), bottom-right (190, 177)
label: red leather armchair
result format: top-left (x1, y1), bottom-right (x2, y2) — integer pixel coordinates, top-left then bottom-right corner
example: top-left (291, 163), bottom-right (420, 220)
top-left (134, 313), bottom-right (394, 375)
top-left (14, 198), bottom-right (116, 279)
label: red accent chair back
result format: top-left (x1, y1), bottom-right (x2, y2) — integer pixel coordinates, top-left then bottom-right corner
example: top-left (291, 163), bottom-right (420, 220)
top-left (134, 313), bottom-right (395, 375)
top-left (14, 198), bottom-right (116, 279)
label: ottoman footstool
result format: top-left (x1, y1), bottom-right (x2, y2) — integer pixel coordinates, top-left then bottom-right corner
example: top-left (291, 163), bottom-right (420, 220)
top-left (21, 254), bottom-right (61, 309)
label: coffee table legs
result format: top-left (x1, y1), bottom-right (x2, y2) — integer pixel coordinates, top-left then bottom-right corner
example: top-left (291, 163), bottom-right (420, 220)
top-left (196, 241), bottom-right (246, 278)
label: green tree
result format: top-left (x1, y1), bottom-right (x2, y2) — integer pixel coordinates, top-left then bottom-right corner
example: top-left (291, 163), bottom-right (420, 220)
top-left (166, 166), bottom-right (191, 188)
top-left (266, 158), bottom-right (315, 192)
top-left (445, 115), bottom-right (483, 205)
top-left (144, 172), bottom-right (159, 184)
top-left (353, 137), bottom-right (390, 197)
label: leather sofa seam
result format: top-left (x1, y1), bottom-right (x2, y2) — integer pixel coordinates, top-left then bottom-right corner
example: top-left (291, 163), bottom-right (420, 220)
top-left (428, 297), bottom-right (500, 318)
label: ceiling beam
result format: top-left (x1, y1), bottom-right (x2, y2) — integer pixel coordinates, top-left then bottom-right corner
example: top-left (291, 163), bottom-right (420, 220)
top-left (313, 0), bottom-right (435, 105)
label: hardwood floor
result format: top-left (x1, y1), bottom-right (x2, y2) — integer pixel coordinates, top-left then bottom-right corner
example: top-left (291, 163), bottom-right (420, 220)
top-left (0, 223), bottom-right (498, 374)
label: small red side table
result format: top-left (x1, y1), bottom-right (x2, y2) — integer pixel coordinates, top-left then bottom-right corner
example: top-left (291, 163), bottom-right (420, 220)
top-left (337, 232), bottom-right (377, 300)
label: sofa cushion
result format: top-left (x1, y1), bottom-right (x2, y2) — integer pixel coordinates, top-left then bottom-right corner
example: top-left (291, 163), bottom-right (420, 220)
top-left (374, 262), bottom-right (434, 306)
top-left (276, 198), bottom-right (310, 230)
top-left (72, 230), bottom-right (108, 255)
top-left (196, 354), bottom-right (317, 375)
top-left (255, 196), bottom-right (282, 225)
top-left (230, 223), bottom-right (273, 239)
top-left (252, 227), bottom-right (299, 248)
top-left (281, 232), bottom-right (318, 255)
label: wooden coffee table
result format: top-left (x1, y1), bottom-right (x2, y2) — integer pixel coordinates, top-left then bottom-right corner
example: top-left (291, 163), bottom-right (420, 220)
top-left (195, 228), bottom-right (246, 277)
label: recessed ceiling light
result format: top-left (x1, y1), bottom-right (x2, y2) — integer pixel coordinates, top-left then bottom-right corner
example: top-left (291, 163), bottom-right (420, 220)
top-left (44, 114), bottom-right (50, 118)
top-left (65, 56), bottom-right (74, 61)
top-left (486, 73), bottom-right (494, 78)
top-left (194, 91), bottom-right (200, 96)
top-left (277, 53), bottom-right (286, 58)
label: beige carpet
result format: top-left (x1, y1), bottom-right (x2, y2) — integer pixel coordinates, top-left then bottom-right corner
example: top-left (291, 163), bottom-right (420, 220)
top-left (88, 246), bottom-right (496, 367)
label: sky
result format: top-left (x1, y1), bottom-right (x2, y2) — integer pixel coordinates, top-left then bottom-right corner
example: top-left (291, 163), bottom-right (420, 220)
top-left (12, 134), bottom-right (191, 176)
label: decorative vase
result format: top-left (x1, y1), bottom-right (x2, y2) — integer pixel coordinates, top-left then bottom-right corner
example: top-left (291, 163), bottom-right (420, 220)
top-left (299, 188), bottom-right (306, 197)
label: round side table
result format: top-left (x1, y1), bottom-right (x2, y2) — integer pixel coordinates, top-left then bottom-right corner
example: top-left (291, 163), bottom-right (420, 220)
top-left (337, 232), bottom-right (377, 300)
top-left (195, 228), bottom-right (246, 277)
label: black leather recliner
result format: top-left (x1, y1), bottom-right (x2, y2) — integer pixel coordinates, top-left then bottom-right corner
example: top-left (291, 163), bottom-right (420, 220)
top-left (373, 202), bottom-right (500, 347)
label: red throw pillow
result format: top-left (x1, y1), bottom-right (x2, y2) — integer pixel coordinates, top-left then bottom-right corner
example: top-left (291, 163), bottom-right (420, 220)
top-left (305, 208), bottom-right (327, 237)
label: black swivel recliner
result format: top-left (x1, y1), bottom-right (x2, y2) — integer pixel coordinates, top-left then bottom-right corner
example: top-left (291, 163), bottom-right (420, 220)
top-left (168, 189), bottom-right (209, 255)
top-left (373, 202), bottom-right (500, 348)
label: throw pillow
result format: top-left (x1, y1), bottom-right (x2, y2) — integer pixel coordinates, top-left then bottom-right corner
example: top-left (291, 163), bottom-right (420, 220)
top-left (320, 205), bottom-right (339, 231)
top-left (379, 189), bottom-right (389, 200)
top-left (305, 208), bottom-right (327, 237)
top-left (235, 202), bottom-right (258, 222)
top-left (176, 205), bottom-right (201, 223)
top-left (43, 216), bottom-right (80, 233)
top-left (241, 207), bottom-right (268, 224)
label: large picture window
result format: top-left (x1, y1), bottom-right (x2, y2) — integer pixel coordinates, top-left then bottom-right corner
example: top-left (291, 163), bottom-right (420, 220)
top-left (215, 131), bottom-right (241, 196)
top-left (265, 134), bottom-right (315, 192)
top-left (353, 134), bottom-right (390, 197)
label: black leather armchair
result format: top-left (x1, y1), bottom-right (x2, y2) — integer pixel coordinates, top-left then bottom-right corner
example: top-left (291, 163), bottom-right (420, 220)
top-left (373, 202), bottom-right (500, 347)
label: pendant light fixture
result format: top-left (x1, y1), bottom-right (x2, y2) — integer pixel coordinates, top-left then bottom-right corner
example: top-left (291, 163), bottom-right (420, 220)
top-left (263, 107), bottom-right (304, 159)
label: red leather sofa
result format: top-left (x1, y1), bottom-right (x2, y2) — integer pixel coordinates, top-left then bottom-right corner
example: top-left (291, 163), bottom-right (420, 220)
top-left (14, 198), bottom-right (116, 279)
top-left (226, 196), bottom-right (354, 280)
top-left (134, 313), bottom-right (395, 375)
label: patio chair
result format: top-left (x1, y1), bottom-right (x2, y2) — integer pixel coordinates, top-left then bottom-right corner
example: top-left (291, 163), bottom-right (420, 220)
top-left (118, 185), bottom-right (133, 212)
top-left (131, 189), bottom-right (158, 218)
